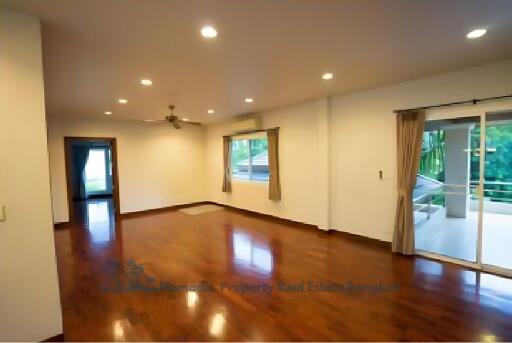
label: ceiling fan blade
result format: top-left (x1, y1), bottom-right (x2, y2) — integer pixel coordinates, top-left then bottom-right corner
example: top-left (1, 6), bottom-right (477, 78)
top-left (179, 120), bottom-right (202, 126)
top-left (144, 119), bottom-right (167, 123)
top-left (124, 118), bottom-right (166, 123)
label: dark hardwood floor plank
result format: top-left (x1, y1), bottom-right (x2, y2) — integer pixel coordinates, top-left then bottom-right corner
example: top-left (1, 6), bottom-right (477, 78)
top-left (53, 200), bottom-right (512, 341)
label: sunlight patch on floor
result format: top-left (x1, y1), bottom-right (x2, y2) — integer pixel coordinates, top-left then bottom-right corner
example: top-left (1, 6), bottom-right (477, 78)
top-left (179, 204), bottom-right (224, 215)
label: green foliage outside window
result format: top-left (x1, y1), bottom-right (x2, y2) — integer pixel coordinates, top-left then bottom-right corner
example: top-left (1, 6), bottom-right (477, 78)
top-left (250, 137), bottom-right (268, 157)
top-left (231, 140), bottom-right (249, 168)
top-left (231, 137), bottom-right (269, 180)
top-left (419, 130), bottom-right (445, 182)
top-left (419, 125), bottom-right (512, 203)
top-left (471, 125), bottom-right (512, 203)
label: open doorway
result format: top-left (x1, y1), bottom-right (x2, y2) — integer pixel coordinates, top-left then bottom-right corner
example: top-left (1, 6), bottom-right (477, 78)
top-left (64, 137), bottom-right (120, 223)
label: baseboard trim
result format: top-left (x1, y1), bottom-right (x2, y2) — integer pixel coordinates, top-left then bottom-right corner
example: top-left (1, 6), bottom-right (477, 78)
top-left (41, 333), bottom-right (64, 342)
top-left (328, 228), bottom-right (392, 249)
top-left (53, 199), bottom-right (390, 250)
top-left (120, 201), bottom-right (211, 219)
top-left (208, 201), bottom-right (391, 250)
top-left (54, 222), bottom-right (70, 230)
top-left (208, 201), bottom-right (319, 230)
top-left (53, 201), bottom-right (211, 228)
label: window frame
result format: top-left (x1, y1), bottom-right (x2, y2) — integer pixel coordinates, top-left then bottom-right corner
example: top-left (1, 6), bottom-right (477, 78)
top-left (231, 133), bottom-right (269, 182)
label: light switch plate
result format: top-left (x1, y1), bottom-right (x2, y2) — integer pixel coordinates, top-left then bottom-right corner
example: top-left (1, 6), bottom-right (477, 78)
top-left (0, 205), bottom-right (5, 222)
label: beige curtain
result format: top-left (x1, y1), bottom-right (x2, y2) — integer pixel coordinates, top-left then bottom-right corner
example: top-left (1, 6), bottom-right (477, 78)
top-left (222, 136), bottom-right (232, 193)
top-left (267, 128), bottom-right (281, 200)
top-left (392, 110), bottom-right (426, 255)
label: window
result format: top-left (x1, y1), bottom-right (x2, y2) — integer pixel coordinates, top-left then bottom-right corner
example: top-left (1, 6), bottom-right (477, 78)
top-left (231, 136), bottom-right (269, 181)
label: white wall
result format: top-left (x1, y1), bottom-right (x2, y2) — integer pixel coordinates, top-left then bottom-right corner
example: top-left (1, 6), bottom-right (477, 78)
top-left (206, 99), bottom-right (330, 227)
top-left (47, 59), bottom-right (512, 240)
top-left (205, 59), bottom-right (512, 242)
top-left (0, 5), bottom-right (508, 341)
top-left (329, 59), bottom-right (512, 241)
top-left (48, 117), bottom-right (206, 223)
top-left (0, 9), bottom-right (63, 341)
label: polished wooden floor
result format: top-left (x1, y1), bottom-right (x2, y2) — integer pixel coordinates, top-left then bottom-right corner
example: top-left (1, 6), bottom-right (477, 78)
top-left (54, 199), bottom-right (512, 341)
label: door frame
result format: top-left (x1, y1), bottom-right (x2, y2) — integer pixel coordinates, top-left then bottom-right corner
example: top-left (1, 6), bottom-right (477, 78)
top-left (416, 100), bottom-right (512, 278)
top-left (64, 136), bottom-right (121, 222)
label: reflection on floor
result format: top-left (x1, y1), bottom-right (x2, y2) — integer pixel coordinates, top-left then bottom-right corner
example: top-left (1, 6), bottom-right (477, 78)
top-left (232, 230), bottom-right (273, 275)
top-left (54, 203), bottom-right (512, 341)
top-left (414, 259), bottom-right (512, 315)
top-left (415, 206), bottom-right (512, 269)
top-left (73, 198), bottom-right (116, 243)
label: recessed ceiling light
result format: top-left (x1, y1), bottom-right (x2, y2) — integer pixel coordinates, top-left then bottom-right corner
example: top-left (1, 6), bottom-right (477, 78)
top-left (118, 99), bottom-right (128, 104)
top-left (140, 79), bottom-right (152, 86)
top-left (207, 109), bottom-right (215, 114)
top-left (201, 26), bottom-right (218, 38)
top-left (322, 72), bottom-right (334, 80)
top-left (182, 118), bottom-right (189, 121)
top-left (104, 111), bottom-right (112, 115)
top-left (144, 119), bottom-right (156, 122)
top-left (245, 98), bottom-right (254, 103)
top-left (467, 28), bottom-right (486, 39)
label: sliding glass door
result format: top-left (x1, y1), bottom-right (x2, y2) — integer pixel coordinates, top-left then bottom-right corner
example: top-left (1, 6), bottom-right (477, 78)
top-left (414, 107), bottom-right (512, 277)
top-left (414, 116), bottom-right (481, 263)
top-left (482, 113), bottom-right (512, 274)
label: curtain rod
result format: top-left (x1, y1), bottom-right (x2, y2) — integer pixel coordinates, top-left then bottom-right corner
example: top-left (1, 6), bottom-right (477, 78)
top-left (393, 94), bottom-right (512, 114)
top-left (223, 127), bottom-right (280, 138)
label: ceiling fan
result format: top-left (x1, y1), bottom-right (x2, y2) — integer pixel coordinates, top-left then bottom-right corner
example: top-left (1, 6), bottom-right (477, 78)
top-left (149, 105), bottom-right (201, 129)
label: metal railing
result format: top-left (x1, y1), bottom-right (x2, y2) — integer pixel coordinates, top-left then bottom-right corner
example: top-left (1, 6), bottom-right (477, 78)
top-left (414, 180), bottom-right (512, 223)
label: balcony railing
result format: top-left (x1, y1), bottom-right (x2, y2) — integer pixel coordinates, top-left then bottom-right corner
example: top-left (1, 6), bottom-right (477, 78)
top-left (414, 176), bottom-right (512, 223)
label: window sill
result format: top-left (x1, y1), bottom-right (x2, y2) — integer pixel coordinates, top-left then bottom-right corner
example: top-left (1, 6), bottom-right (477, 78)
top-left (232, 178), bottom-right (269, 184)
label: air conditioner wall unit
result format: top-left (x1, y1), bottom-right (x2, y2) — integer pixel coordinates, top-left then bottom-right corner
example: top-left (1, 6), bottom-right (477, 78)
top-left (229, 116), bottom-right (262, 133)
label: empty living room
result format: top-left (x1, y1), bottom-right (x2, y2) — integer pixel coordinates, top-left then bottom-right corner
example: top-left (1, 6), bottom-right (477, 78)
top-left (2, 0), bottom-right (512, 342)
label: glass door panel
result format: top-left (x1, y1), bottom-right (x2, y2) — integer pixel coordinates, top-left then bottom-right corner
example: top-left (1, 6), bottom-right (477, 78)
top-left (482, 112), bottom-right (512, 271)
top-left (85, 148), bottom-right (108, 194)
top-left (414, 116), bottom-right (482, 263)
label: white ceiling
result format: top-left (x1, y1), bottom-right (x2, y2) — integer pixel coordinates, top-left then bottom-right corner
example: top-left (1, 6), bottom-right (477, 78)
top-left (2, 0), bottom-right (512, 123)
